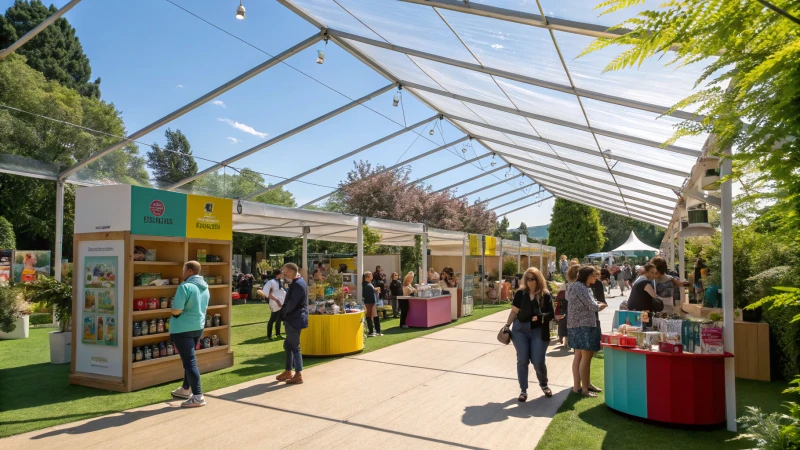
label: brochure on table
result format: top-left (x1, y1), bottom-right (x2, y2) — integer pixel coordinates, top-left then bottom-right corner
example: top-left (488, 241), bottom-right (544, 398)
top-left (75, 240), bottom-right (125, 377)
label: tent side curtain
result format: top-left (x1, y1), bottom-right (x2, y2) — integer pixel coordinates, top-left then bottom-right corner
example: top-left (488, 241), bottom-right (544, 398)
top-left (427, 228), bottom-right (466, 256)
top-left (234, 200), bottom-right (361, 244)
top-left (365, 217), bottom-right (423, 247)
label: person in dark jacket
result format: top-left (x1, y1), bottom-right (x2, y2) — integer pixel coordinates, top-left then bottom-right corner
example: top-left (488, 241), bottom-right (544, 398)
top-left (590, 269), bottom-right (606, 305)
top-left (363, 271), bottom-right (382, 337)
top-left (502, 267), bottom-right (555, 402)
top-left (238, 273), bottom-right (254, 304)
top-left (389, 272), bottom-right (402, 318)
top-left (276, 263), bottom-right (308, 385)
top-left (373, 266), bottom-right (387, 301)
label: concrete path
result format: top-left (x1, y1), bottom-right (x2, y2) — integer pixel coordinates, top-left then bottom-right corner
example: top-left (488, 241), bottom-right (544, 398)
top-left (3, 303), bottom-right (622, 450)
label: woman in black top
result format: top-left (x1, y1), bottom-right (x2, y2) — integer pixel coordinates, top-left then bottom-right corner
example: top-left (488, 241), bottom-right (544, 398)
top-left (502, 267), bottom-right (554, 402)
top-left (628, 263), bottom-right (658, 312)
top-left (362, 271), bottom-right (382, 337)
top-left (389, 272), bottom-right (402, 318)
top-left (373, 267), bottom-right (387, 301)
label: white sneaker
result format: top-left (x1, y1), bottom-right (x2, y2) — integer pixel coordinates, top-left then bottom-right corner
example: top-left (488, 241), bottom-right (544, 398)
top-left (376, 333), bottom-right (384, 336)
top-left (171, 387), bottom-right (192, 399)
top-left (181, 395), bottom-right (206, 408)
top-left (367, 333), bottom-right (377, 337)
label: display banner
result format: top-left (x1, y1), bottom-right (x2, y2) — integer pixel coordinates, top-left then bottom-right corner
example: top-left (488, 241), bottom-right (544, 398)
top-left (130, 186), bottom-right (186, 237)
top-left (468, 234), bottom-right (482, 256)
top-left (485, 236), bottom-right (497, 256)
top-left (76, 240), bottom-right (124, 377)
top-left (186, 194), bottom-right (232, 240)
top-left (75, 185), bottom-right (132, 234)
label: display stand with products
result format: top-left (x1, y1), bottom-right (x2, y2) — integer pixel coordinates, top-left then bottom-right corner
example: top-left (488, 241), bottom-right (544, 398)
top-left (70, 185), bottom-right (234, 392)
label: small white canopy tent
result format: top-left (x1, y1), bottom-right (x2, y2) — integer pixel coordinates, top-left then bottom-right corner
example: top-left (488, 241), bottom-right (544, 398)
top-left (612, 231), bottom-right (659, 253)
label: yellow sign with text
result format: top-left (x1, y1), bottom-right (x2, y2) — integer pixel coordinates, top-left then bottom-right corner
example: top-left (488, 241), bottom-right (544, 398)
top-left (485, 236), bottom-right (497, 256)
top-left (185, 194), bottom-right (232, 240)
top-left (468, 234), bottom-right (482, 256)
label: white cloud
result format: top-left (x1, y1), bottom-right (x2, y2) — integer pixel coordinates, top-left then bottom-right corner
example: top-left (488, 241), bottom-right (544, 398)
top-left (212, 100), bottom-right (226, 108)
top-left (176, 84), bottom-right (183, 88)
top-left (227, 137), bottom-right (239, 144)
top-left (491, 44), bottom-right (504, 49)
top-left (217, 118), bottom-right (268, 139)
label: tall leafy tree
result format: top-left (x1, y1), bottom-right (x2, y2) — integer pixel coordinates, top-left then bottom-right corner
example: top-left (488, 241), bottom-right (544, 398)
top-left (548, 198), bottom-right (605, 258)
top-left (598, 210), bottom-right (665, 252)
top-left (147, 129), bottom-right (198, 188)
top-left (494, 216), bottom-right (511, 239)
top-left (0, 0), bottom-right (101, 98)
top-left (0, 216), bottom-right (15, 249)
top-left (585, 0), bottom-right (800, 244)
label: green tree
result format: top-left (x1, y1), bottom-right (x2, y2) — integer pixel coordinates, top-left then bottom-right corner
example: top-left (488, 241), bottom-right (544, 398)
top-left (0, 216), bottom-right (15, 249)
top-left (494, 216), bottom-right (511, 239)
top-left (586, 0), bottom-right (800, 244)
top-left (147, 129), bottom-right (198, 188)
top-left (0, 0), bottom-right (100, 98)
top-left (548, 198), bottom-right (605, 258)
top-left (598, 210), bottom-right (664, 252)
top-left (511, 222), bottom-right (529, 242)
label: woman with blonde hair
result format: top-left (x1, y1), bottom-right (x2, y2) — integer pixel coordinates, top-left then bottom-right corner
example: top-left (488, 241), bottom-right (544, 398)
top-left (362, 271), bottom-right (382, 337)
top-left (502, 267), bottom-right (555, 401)
top-left (399, 272), bottom-right (415, 328)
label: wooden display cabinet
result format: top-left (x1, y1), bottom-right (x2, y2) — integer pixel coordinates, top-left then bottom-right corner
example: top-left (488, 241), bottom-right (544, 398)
top-left (70, 232), bottom-right (234, 392)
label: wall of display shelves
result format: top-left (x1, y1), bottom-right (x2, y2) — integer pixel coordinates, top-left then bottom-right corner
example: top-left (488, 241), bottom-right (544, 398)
top-left (132, 345), bottom-right (229, 369)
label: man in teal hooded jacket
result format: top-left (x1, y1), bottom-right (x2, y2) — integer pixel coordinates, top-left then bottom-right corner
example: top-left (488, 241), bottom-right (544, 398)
top-left (170, 260), bottom-right (209, 407)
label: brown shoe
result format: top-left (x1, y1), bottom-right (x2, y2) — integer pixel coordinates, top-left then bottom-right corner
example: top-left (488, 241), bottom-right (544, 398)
top-left (276, 370), bottom-right (293, 382)
top-left (286, 372), bottom-right (304, 385)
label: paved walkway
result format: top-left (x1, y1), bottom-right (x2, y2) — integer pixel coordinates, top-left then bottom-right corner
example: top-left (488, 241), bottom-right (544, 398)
top-left (3, 291), bottom-right (627, 450)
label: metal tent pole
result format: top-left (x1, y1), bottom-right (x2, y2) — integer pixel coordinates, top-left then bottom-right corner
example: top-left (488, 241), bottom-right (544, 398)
top-left (356, 219), bottom-right (364, 305)
top-left (679, 236), bottom-right (686, 305)
top-left (0, 0), bottom-right (82, 60)
top-left (421, 228), bottom-right (428, 283)
top-left (498, 239), bottom-right (504, 286)
top-left (721, 150), bottom-right (737, 432)
top-left (167, 83), bottom-right (395, 190)
top-left (517, 241), bottom-right (522, 274)
top-left (60, 33), bottom-right (322, 180)
top-left (461, 235), bottom-right (467, 308)
top-left (539, 243), bottom-right (544, 274)
top-left (54, 181), bottom-right (64, 282)
top-left (302, 227), bottom-right (309, 280)
top-left (459, 174), bottom-right (522, 199)
top-left (481, 235), bottom-right (485, 309)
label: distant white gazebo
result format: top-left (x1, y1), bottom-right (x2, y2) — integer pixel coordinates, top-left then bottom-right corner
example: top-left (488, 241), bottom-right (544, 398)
top-left (612, 231), bottom-right (660, 254)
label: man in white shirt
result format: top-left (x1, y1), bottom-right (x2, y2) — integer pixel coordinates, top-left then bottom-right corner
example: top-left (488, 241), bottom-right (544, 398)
top-left (257, 269), bottom-right (285, 339)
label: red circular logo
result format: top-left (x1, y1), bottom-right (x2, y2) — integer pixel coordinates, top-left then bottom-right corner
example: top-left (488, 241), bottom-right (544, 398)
top-left (149, 200), bottom-right (165, 217)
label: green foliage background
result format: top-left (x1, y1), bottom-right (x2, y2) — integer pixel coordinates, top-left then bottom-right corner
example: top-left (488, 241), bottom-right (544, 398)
top-left (548, 199), bottom-right (605, 258)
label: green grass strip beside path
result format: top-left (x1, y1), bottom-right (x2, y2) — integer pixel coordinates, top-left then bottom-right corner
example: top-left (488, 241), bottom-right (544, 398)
top-left (0, 303), bottom-right (509, 438)
top-left (536, 353), bottom-right (796, 450)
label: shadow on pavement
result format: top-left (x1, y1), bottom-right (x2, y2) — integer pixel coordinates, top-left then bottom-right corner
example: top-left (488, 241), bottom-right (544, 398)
top-left (462, 388), bottom-right (570, 426)
top-left (31, 406), bottom-right (174, 439)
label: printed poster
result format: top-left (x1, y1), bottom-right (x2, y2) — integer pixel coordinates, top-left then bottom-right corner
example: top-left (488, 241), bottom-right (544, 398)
top-left (0, 249), bottom-right (11, 285)
top-left (12, 250), bottom-right (51, 283)
top-left (468, 234), bottom-right (482, 256)
top-left (130, 186), bottom-right (187, 237)
top-left (485, 236), bottom-right (497, 256)
top-left (76, 241), bottom-right (125, 377)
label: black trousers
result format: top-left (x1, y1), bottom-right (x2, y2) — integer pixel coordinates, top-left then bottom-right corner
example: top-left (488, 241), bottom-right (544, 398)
top-left (267, 310), bottom-right (282, 337)
top-left (398, 299), bottom-right (410, 327)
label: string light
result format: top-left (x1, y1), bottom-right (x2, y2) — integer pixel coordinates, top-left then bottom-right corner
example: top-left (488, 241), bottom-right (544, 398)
top-left (235, 0), bottom-right (245, 19)
top-left (505, 164), bottom-right (512, 178)
top-left (316, 38), bottom-right (328, 64)
top-left (490, 153), bottom-right (497, 167)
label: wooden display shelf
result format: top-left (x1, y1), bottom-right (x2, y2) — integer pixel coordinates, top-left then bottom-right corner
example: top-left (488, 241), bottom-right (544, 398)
top-left (207, 305), bottom-right (228, 311)
top-left (208, 284), bottom-right (229, 289)
top-left (132, 308), bottom-right (172, 318)
top-left (133, 285), bottom-right (179, 292)
top-left (201, 262), bottom-right (228, 266)
top-left (132, 345), bottom-right (229, 369)
top-left (132, 326), bottom-right (227, 344)
top-left (133, 261), bottom-right (183, 266)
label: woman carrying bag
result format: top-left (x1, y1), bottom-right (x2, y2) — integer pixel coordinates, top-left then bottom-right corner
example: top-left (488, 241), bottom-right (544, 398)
top-left (502, 267), bottom-right (554, 402)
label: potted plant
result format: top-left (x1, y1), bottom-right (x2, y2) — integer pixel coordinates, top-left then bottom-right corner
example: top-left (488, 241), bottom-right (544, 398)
top-left (28, 276), bottom-right (73, 364)
top-left (0, 284), bottom-right (31, 339)
top-left (708, 312), bottom-right (724, 328)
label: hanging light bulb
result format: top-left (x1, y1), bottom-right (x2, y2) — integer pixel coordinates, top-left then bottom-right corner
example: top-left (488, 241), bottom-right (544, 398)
top-left (392, 92), bottom-right (400, 107)
top-left (490, 153), bottom-right (497, 167)
top-left (316, 49), bottom-right (325, 64)
top-left (461, 143), bottom-right (467, 154)
top-left (235, 0), bottom-right (246, 19)
top-left (429, 128), bottom-right (435, 136)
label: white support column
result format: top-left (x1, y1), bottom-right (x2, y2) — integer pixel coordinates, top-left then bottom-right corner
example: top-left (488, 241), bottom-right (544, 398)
top-left (539, 243), bottom-right (544, 273)
top-left (498, 239), bottom-right (504, 281)
top-left (302, 227), bottom-right (309, 281)
top-left (481, 236), bottom-right (485, 309)
top-left (679, 236), bottom-right (686, 305)
top-left (669, 226), bottom-right (675, 271)
top-left (421, 228), bottom-right (428, 283)
top-left (721, 152), bottom-right (736, 432)
top-left (517, 243), bottom-right (522, 274)
top-left (54, 180), bottom-right (64, 282)
top-left (356, 219), bottom-right (364, 305)
top-left (461, 235), bottom-right (467, 294)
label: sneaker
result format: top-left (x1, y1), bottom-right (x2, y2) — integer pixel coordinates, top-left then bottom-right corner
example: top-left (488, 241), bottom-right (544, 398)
top-left (181, 395), bottom-right (206, 408)
top-left (367, 333), bottom-right (376, 337)
top-left (376, 333), bottom-right (384, 336)
top-left (171, 386), bottom-right (192, 399)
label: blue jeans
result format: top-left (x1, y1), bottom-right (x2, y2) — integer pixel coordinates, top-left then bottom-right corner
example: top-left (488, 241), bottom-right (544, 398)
top-left (172, 330), bottom-right (202, 395)
top-left (511, 320), bottom-right (549, 393)
top-left (284, 323), bottom-right (303, 372)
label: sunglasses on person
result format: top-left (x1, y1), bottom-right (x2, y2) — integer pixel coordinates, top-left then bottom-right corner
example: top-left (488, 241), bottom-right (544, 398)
top-left (525, 276), bottom-right (536, 282)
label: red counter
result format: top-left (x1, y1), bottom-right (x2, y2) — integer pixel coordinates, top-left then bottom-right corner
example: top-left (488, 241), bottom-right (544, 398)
top-left (400, 295), bottom-right (451, 328)
top-left (602, 344), bottom-right (733, 426)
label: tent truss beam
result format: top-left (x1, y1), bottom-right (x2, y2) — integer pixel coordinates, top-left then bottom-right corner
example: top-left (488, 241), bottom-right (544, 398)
top-left (552, 189), bottom-right (668, 226)
top-left (545, 184), bottom-right (671, 222)
top-left (167, 82), bottom-right (396, 191)
top-left (529, 174), bottom-right (675, 213)
top-left (406, 153), bottom-right (493, 187)
top-left (326, 29), bottom-right (702, 122)
top-left (433, 165), bottom-right (507, 193)
top-left (243, 114), bottom-right (438, 199)
top-left (299, 136), bottom-right (469, 208)
top-left (477, 185), bottom-right (542, 205)
top-left (405, 82), bottom-right (700, 159)
top-left (60, 32), bottom-right (323, 180)
top-left (490, 193), bottom-right (545, 211)
top-left (459, 174), bottom-right (522, 199)
top-left (497, 195), bottom-right (553, 216)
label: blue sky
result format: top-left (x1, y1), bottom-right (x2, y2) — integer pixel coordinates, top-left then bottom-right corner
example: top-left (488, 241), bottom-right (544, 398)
top-left (2, 0), bottom-right (556, 227)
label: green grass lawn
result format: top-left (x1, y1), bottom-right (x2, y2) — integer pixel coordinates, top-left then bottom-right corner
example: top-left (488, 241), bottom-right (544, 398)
top-left (0, 303), bottom-right (509, 438)
top-left (536, 352), bottom-right (797, 450)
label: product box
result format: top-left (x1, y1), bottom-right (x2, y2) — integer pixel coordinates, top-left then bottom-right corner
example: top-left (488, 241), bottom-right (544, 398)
top-left (144, 249), bottom-right (157, 261)
top-left (700, 325), bottom-right (724, 354)
top-left (659, 341), bottom-right (683, 353)
top-left (682, 320), bottom-right (701, 353)
top-left (134, 272), bottom-right (161, 286)
top-left (197, 249), bottom-right (207, 262)
top-left (643, 331), bottom-right (663, 349)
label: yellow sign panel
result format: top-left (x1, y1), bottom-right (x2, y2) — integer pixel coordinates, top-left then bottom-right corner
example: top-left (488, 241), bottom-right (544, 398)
top-left (485, 236), bottom-right (497, 256)
top-left (185, 194), bottom-right (232, 240)
top-left (468, 234), bottom-right (482, 256)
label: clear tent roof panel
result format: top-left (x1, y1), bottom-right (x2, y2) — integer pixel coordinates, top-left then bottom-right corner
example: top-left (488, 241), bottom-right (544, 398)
top-left (343, 39), bottom-right (441, 90)
top-left (452, 120), bottom-right (517, 145)
top-left (437, 8), bottom-right (571, 85)
top-left (408, 89), bottom-right (486, 124)
top-left (538, 0), bottom-right (665, 26)
top-left (612, 162), bottom-right (687, 189)
top-left (464, 103), bottom-right (540, 136)
top-left (408, 56), bottom-right (517, 108)
top-left (595, 134), bottom-right (697, 174)
top-left (526, 118), bottom-right (600, 151)
top-left (494, 78), bottom-right (587, 126)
